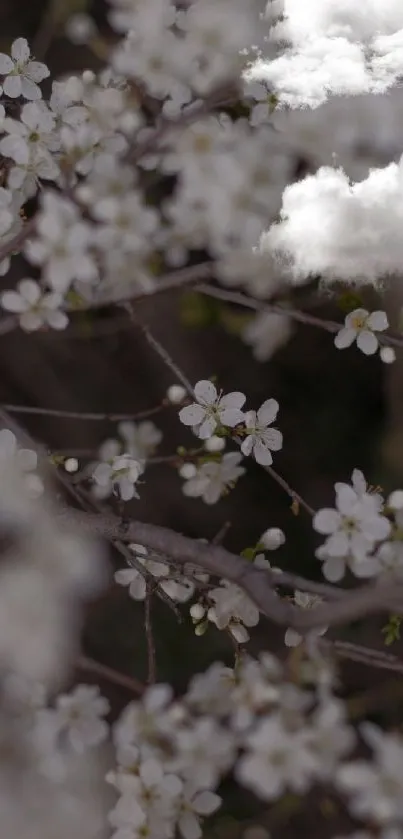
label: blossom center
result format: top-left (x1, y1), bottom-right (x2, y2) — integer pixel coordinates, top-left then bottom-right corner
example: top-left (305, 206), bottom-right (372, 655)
top-left (351, 315), bottom-right (367, 331)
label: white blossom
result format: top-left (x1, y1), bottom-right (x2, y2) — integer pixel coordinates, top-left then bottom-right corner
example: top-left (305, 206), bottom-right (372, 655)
top-left (241, 399), bottom-right (283, 466)
top-left (114, 544), bottom-right (170, 601)
top-left (92, 454), bottom-right (142, 501)
top-left (338, 724), bottom-right (403, 823)
top-left (313, 479), bottom-right (391, 581)
top-left (0, 38), bottom-right (49, 100)
top-left (117, 420), bottom-right (162, 463)
top-left (43, 684), bottom-right (109, 754)
top-left (182, 452), bottom-right (245, 505)
top-left (0, 102), bottom-right (58, 166)
top-left (335, 309), bottom-right (389, 355)
top-left (175, 784), bottom-right (221, 839)
top-left (309, 699), bottom-right (355, 779)
top-left (179, 380), bottom-right (245, 440)
top-left (172, 716), bottom-right (235, 789)
top-left (0, 428), bottom-right (43, 497)
top-left (284, 591), bottom-right (328, 648)
top-left (1, 278), bottom-right (68, 332)
top-left (25, 193), bottom-right (98, 293)
top-left (237, 713), bottom-right (319, 800)
top-left (207, 555), bottom-right (268, 642)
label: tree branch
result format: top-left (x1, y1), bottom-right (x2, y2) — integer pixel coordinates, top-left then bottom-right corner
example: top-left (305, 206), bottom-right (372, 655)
top-left (197, 283), bottom-right (403, 349)
top-left (58, 507), bottom-right (403, 632)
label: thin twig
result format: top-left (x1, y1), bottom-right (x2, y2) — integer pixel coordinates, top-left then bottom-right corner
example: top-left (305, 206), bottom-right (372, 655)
top-left (212, 521), bottom-right (232, 545)
top-left (144, 588), bottom-right (156, 684)
top-left (77, 655), bottom-right (145, 695)
top-left (331, 639), bottom-right (403, 673)
top-left (197, 283), bottom-right (403, 350)
top-left (1, 402), bottom-right (165, 423)
top-left (126, 306), bottom-right (314, 516)
top-left (125, 304), bottom-right (194, 396)
top-left (265, 465), bottom-right (315, 517)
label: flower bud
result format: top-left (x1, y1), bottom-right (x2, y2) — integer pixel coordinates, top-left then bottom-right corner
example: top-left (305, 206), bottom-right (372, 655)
top-left (260, 527), bottom-right (285, 550)
top-left (204, 435), bottom-right (225, 453)
top-left (179, 463), bottom-right (197, 479)
top-left (190, 603), bottom-right (205, 621)
top-left (167, 384), bottom-right (187, 404)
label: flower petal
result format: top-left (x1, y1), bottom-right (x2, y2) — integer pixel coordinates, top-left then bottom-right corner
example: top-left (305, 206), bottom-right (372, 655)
top-left (284, 628), bottom-right (301, 647)
top-left (313, 508), bottom-right (340, 535)
top-left (1, 290), bottom-right (28, 313)
top-left (192, 791), bottom-right (221, 815)
top-left (178, 811), bottom-right (202, 839)
top-left (219, 391), bottom-right (246, 410)
top-left (257, 398), bottom-right (279, 426)
top-left (241, 436), bottom-right (254, 457)
top-left (198, 416), bottom-right (216, 439)
top-left (334, 327), bottom-right (356, 349)
top-left (93, 463), bottom-right (111, 485)
top-left (3, 74), bottom-right (22, 98)
top-left (336, 484), bottom-right (358, 514)
top-left (253, 440), bottom-right (273, 465)
top-left (18, 278), bottom-right (41, 304)
top-left (0, 54), bottom-right (14, 74)
top-left (194, 380), bottom-right (217, 406)
top-left (179, 404), bottom-right (206, 426)
top-left (118, 477), bottom-right (135, 501)
top-left (323, 556), bottom-right (345, 582)
top-left (219, 407), bottom-right (245, 427)
top-left (114, 568), bottom-right (136, 586)
top-left (46, 310), bottom-right (69, 330)
top-left (11, 38), bottom-right (30, 63)
top-left (261, 428), bottom-right (283, 451)
top-left (20, 77), bottom-right (41, 101)
top-left (356, 330), bottom-right (378, 355)
top-left (26, 61), bottom-right (50, 83)
top-left (366, 310), bottom-right (388, 332)
top-left (20, 312), bottom-right (43, 332)
top-left (16, 448), bottom-right (37, 471)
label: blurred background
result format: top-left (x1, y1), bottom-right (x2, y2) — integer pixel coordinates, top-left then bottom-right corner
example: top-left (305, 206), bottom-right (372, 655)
top-left (2, 2), bottom-right (403, 837)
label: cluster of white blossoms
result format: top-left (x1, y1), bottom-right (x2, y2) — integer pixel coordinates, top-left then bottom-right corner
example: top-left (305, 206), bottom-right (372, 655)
top-left (312, 469), bottom-right (403, 582)
top-left (178, 382), bottom-right (283, 494)
top-left (115, 542), bottom-right (202, 603)
top-left (5, 0), bottom-right (403, 837)
top-left (89, 380), bottom-right (282, 506)
top-left (105, 653), bottom-right (359, 838)
top-left (91, 419), bottom-right (162, 500)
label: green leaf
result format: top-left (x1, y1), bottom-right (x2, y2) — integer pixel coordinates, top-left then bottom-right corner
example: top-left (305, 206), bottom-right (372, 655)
top-left (180, 291), bottom-right (220, 328)
top-left (219, 307), bottom-right (253, 336)
top-left (337, 291), bottom-right (364, 313)
top-left (382, 614), bottom-right (402, 646)
top-left (240, 546), bottom-right (257, 561)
